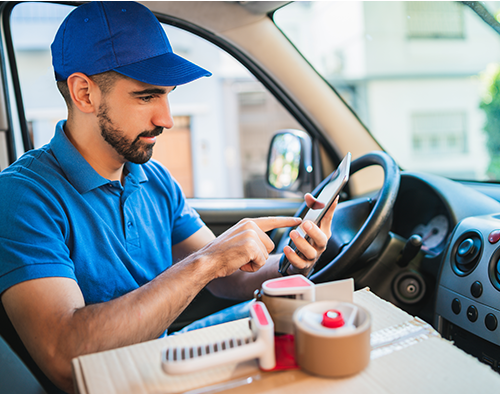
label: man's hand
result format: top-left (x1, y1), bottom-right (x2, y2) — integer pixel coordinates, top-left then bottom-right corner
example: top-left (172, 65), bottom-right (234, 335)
top-left (199, 216), bottom-right (302, 277)
top-left (282, 193), bottom-right (338, 276)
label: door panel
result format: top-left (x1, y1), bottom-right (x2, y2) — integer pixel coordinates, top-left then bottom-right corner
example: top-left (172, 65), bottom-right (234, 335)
top-left (188, 198), bottom-right (302, 236)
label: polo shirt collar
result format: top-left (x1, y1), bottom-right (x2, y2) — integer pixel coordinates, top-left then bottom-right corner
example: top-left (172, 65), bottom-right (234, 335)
top-left (50, 120), bottom-right (148, 194)
top-left (124, 161), bottom-right (148, 185)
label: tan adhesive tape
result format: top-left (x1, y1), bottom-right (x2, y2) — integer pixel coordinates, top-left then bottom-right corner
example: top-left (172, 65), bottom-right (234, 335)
top-left (259, 278), bottom-right (355, 334)
top-left (293, 301), bottom-right (372, 378)
top-left (260, 293), bottom-right (310, 334)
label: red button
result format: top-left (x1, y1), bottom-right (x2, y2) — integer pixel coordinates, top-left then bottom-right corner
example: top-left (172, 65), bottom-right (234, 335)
top-left (489, 230), bottom-right (500, 244)
top-left (321, 310), bottom-right (344, 328)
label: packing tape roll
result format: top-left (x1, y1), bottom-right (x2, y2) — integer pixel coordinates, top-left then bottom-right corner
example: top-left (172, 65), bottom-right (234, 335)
top-left (293, 301), bottom-right (371, 377)
top-left (260, 292), bottom-right (310, 334)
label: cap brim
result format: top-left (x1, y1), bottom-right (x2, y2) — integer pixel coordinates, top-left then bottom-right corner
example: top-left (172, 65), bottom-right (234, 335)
top-left (114, 52), bottom-right (211, 86)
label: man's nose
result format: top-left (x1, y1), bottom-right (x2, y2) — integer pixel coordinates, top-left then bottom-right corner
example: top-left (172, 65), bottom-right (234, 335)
top-left (152, 99), bottom-right (174, 129)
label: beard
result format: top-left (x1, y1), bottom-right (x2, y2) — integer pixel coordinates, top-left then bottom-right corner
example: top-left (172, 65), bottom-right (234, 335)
top-left (97, 102), bottom-right (163, 164)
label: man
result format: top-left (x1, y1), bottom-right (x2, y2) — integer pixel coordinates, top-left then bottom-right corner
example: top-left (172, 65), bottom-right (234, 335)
top-left (0, 2), bottom-right (336, 393)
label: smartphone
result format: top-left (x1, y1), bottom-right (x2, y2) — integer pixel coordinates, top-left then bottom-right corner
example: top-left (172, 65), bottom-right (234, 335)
top-left (278, 152), bottom-right (351, 276)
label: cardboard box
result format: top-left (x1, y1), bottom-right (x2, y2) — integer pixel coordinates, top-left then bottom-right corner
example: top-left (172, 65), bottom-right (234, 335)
top-left (72, 288), bottom-right (500, 393)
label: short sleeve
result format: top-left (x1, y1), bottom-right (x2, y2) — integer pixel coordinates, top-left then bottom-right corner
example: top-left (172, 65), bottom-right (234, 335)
top-left (0, 170), bottom-right (75, 295)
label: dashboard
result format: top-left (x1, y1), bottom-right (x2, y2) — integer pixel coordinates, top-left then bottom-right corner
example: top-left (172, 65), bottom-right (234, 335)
top-left (386, 172), bottom-right (500, 372)
top-left (392, 176), bottom-right (453, 257)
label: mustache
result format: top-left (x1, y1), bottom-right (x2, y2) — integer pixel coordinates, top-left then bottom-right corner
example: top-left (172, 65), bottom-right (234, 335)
top-left (137, 126), bottom-right (164, 138)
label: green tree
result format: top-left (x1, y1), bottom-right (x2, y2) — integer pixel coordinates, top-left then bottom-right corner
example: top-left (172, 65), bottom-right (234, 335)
top-left (480, 66), bottom-right (500, 180)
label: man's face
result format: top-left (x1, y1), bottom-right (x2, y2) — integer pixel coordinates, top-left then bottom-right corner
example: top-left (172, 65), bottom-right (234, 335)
top-left (95, 76), bottom-right (175, 164)
top-left (97, 101), bottom-right (163, 164)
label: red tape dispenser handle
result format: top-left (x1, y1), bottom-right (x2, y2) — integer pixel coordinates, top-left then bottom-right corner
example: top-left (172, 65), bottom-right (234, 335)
top-left (322, 310), bottom-right (345, 328)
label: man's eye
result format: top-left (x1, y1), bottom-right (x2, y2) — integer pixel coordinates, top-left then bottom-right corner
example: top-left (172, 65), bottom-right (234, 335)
top-left (140, 96), bottom-right (154, 102)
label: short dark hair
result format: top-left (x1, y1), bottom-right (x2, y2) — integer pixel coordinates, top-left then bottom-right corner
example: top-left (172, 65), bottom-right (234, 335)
top-left (56, 70), bottom-right (126, 110)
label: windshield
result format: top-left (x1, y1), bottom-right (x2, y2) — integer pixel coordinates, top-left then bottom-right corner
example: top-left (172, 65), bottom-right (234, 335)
top-left (274, 1), bottom-right (500, 182)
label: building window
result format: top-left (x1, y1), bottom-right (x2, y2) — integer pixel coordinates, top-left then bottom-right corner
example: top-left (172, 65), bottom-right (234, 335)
top-left (406, 2), bottom-right (464, 39)
top-left (152, 116), bottom-right (194, 197)
top-left (411, 112), bottom-right (467, 155)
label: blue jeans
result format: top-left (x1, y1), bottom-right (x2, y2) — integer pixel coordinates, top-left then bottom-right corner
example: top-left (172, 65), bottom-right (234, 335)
top-left (173, 299), bottom-right (254, 335)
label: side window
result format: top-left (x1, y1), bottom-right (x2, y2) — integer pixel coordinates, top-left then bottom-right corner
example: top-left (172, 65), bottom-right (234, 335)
top-left (10, 2), bottom-right (305, 199)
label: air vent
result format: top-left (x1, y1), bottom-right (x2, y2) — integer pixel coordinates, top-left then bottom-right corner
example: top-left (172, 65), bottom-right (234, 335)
top-left (488, 248), bottom-right (500, 292)
top-left (452, 231), bottom-right (482, 276)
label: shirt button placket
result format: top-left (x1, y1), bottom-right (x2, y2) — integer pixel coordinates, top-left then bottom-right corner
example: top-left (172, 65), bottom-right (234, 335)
top-left (121, 178), bottom-right (141, 251)
top-left (125, 213), bottom-right (136, 238)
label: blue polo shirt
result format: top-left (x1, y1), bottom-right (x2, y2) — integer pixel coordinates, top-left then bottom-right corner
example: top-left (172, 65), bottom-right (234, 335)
top-left (0, 120), bottom-right (204, 310)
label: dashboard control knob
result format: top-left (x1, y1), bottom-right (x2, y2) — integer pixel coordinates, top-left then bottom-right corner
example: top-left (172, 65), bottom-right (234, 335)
top-left (453, 233), bottom-right (482, 276)
top-left (458, 238), bottom-right (474, 257)
top-left (471, 281), bottom-right (483, 298)
top-left (467, 305), bottom-right (478, 323)
top-left (489, 230), bottom-right (500, 244)
top-left (485, 313), bottom-right (498, 331)
top-left (452, 298), bottom-right (461, 315)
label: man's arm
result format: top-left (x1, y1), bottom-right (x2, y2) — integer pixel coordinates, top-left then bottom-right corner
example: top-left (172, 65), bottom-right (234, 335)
top-left (2, 256), bottom-right (213, 393)
top-left (2, 216), bottom-right (301, 393)
top-left (175, 225), bottom-right (283, 300)
top-left (194, 194), bottom-right (338, 300)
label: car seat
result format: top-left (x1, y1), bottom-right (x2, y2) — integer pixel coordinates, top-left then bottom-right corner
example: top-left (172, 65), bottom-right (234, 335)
top-left (0, 334), bottom-right (45, 394)
top-left (0, 302), bottom-right (61, 393)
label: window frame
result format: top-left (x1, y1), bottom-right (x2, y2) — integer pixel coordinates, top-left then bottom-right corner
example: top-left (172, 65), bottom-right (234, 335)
top-left (1, 1), bottom-right (32, 164)
top-left (1, 0), bottom-right (341, 193)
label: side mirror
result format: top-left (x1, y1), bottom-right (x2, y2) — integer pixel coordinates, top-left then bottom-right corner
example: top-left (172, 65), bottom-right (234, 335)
top-left (266, 129), bottom-right (314, 193)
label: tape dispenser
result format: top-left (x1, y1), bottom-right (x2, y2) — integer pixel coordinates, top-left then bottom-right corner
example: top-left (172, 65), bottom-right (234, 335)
top-left (256, 274), bottom-right (355, 334)
top-left (293, 300), bottom-right (371, 377)
top-left (161, 301), bottom-right (275, 375)
top-left (257, 275), bottom-right (372, 377)
top-left (161, 276), bottom-right (371, 379)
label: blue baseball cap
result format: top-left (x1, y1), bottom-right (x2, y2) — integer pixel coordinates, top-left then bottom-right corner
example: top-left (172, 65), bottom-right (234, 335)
top-left (51, 1), bottom-right (211, 86)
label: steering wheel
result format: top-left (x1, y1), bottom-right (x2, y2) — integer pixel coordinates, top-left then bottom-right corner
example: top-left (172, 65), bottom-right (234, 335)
top-left (276, 151), bottom-right (400, 284)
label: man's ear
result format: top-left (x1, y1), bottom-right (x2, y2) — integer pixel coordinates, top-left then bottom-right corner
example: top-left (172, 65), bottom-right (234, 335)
top-left (66, 73), bottom-right (100, 114)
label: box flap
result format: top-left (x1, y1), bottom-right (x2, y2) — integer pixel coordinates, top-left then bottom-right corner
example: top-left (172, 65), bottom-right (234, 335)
top-left (72, 289), bottom-right (500, 394)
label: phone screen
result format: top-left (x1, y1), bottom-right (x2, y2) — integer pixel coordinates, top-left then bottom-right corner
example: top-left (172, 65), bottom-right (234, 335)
top-left (279, 152), bottom-right (351, 276)
top-left (295, 152), bottom-right (351, 240)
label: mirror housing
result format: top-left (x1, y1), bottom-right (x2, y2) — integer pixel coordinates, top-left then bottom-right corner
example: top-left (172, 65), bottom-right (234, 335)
top-left (266, 129), bottom-right (315, 194)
